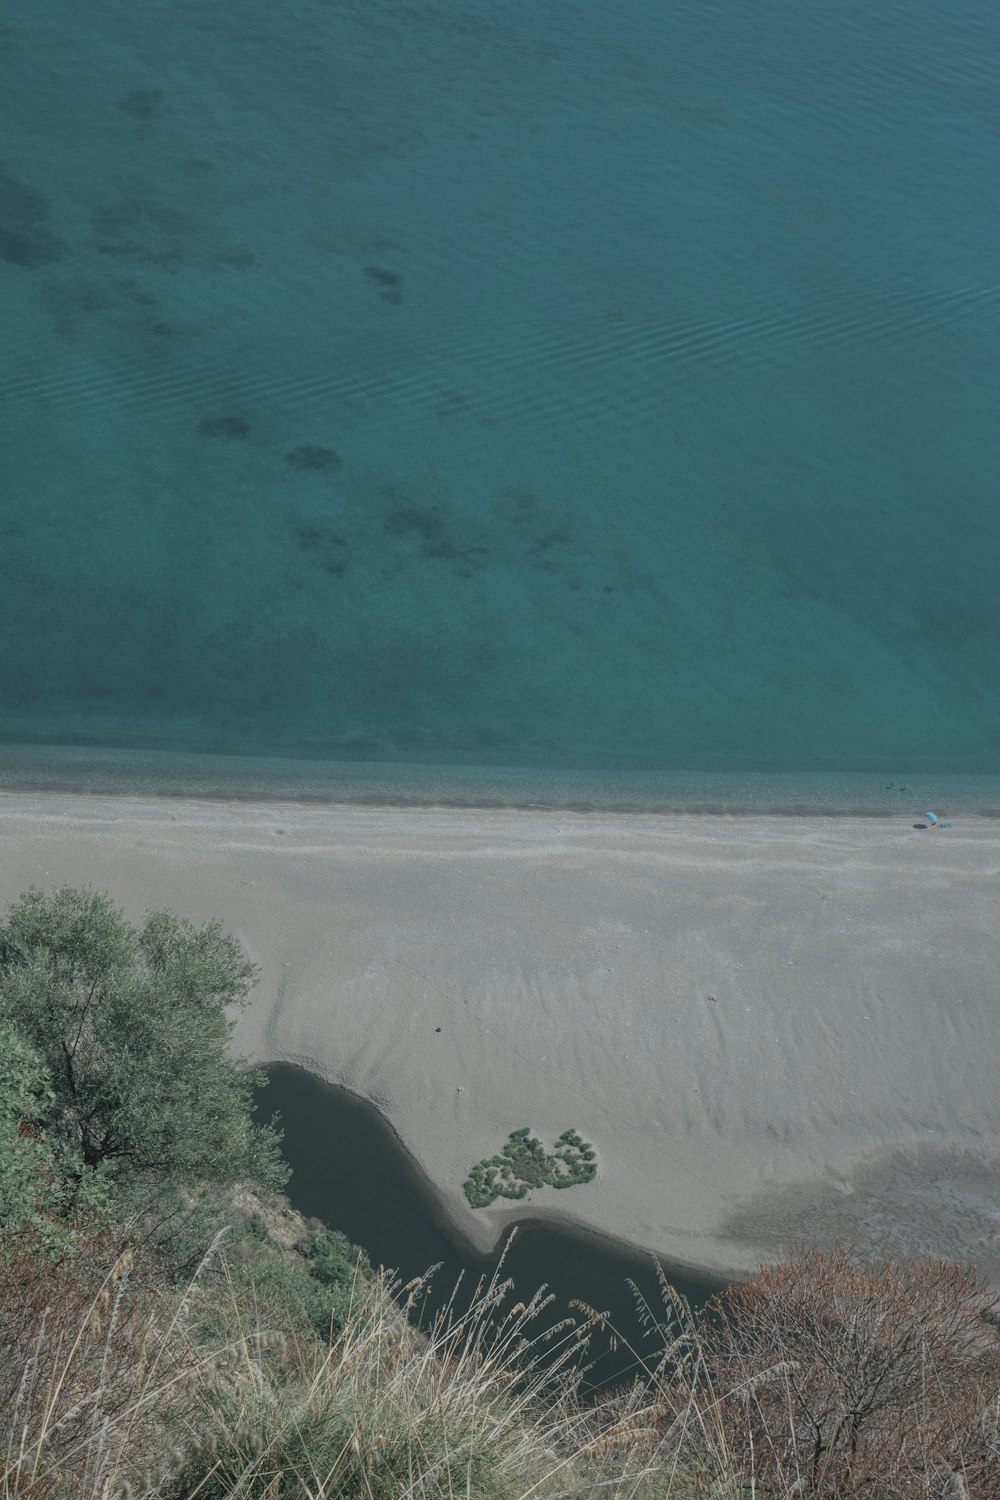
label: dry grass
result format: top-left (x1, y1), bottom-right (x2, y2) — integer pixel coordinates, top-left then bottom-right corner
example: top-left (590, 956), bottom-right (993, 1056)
top-left (0, 1229), bottom-right (228, 1500)
top-left (2, 1240), bottom-right (999, 1500)
top-left (1, 1233), bottom-right (589, 1500)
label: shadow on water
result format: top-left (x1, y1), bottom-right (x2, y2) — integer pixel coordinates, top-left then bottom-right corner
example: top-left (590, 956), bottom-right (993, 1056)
top-left (255, 1063), bottom-right (724, 1392)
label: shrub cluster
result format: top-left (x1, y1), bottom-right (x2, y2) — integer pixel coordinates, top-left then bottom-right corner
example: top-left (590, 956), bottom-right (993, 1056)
top-left (464, 1126), bottom-right (598, 1208)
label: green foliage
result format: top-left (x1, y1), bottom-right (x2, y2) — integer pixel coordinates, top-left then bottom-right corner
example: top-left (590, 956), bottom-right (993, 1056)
top-left (227, 1251), bottom-right (350, 1345)
top-left (0, 1016), bottom-right (85, 1251)
top-left (303, 1224), bottom-right (373, 1293)
top-left (464, 1126), bottom-right (597, 1208)
top-left (246, 1211), bottom-right (269, 1242)
top-left (241, 1225), bottom-right (375, 1342)
top-left (115, 1177), bottom-right (237, 1280)
top-left (0, 887), bottom-right (287, 1233)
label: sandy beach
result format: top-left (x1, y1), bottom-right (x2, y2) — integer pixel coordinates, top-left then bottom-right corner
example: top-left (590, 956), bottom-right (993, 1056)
top-left (1, 791), bottom-right (998, 1285)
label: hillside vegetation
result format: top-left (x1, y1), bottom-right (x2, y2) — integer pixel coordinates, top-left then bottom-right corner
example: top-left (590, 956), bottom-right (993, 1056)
top-left (2, 888), bottom-right (998, 1498)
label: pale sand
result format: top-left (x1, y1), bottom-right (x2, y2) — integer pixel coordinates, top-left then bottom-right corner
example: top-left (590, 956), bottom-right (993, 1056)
top-left (2, 792), bottom-right (999, 1284)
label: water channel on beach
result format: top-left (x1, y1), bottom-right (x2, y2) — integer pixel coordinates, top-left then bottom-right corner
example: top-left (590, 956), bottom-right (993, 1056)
top-left (256, 1063), bottom-right (724, 1392)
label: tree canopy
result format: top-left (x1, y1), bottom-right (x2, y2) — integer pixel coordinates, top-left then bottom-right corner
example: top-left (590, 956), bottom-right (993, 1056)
top-left (0, 886), bottom-right (286, 1241)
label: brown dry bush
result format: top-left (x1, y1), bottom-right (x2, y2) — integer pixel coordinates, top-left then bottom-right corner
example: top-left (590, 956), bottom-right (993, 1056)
top-left (652, 1248), bottom-right (1000, 1498)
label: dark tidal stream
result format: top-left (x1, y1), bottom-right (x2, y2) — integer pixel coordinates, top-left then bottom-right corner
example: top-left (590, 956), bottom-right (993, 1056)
top-left (256, 1063), bottom-right (723, 1392)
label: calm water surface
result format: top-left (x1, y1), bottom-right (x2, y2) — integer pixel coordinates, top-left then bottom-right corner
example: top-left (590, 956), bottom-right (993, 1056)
top-left (256, 1064), bottom-right (722, 1391)
top-left (2, 1), bottom-right (998, 803)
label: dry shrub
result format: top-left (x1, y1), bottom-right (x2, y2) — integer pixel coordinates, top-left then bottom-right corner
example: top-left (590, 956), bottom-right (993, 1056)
top-left (648, 1248), bottom-right (1000, 1498)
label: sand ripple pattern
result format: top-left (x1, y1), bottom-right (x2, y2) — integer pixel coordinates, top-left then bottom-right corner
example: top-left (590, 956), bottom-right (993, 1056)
top-left (6, 281), bottom-right (998, 438)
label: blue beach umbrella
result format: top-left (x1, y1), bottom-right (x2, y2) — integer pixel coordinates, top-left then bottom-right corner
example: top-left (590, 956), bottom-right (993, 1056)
top-left (925, 811), bottom-right (938, 824)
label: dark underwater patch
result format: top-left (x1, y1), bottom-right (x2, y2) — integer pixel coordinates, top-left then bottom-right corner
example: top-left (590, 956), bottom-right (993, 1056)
top-left (117, 88), bottom-right (165, 122)
top-left (384, 505), bottom-right (444, 540)
top-left (198, 416), bottom-right (251, 439)
top-left (285, 446), bottom-right (342, 472)
top-left (363, 265), bottom-right (402, 304)
top-left (0, 168), bottom-right (64, 267)
top-left (294, 525), bottom-right (323, 550)
top-left (91, 197), bottom-right (188, 269)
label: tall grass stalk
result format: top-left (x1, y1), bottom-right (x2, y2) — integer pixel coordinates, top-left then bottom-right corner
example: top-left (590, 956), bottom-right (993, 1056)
top-left (3, 1241), bottom-right (998, 1499)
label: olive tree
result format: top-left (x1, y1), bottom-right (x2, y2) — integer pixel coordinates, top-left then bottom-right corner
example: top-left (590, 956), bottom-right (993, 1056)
top-left (0, 1015), bottom-right (79, 1247)
top-left (0, 887), bottom-right (286, 1215)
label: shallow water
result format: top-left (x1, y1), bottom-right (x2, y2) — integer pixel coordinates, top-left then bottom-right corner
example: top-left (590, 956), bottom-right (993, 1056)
top-left (256, 1064), bottom-right (722, 1391)
top-left (1, 1), bottom-right (997, 801)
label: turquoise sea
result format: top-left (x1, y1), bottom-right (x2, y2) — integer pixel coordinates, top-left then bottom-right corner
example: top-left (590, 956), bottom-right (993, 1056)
top-left (2, 0), bottom-right (998, 809)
